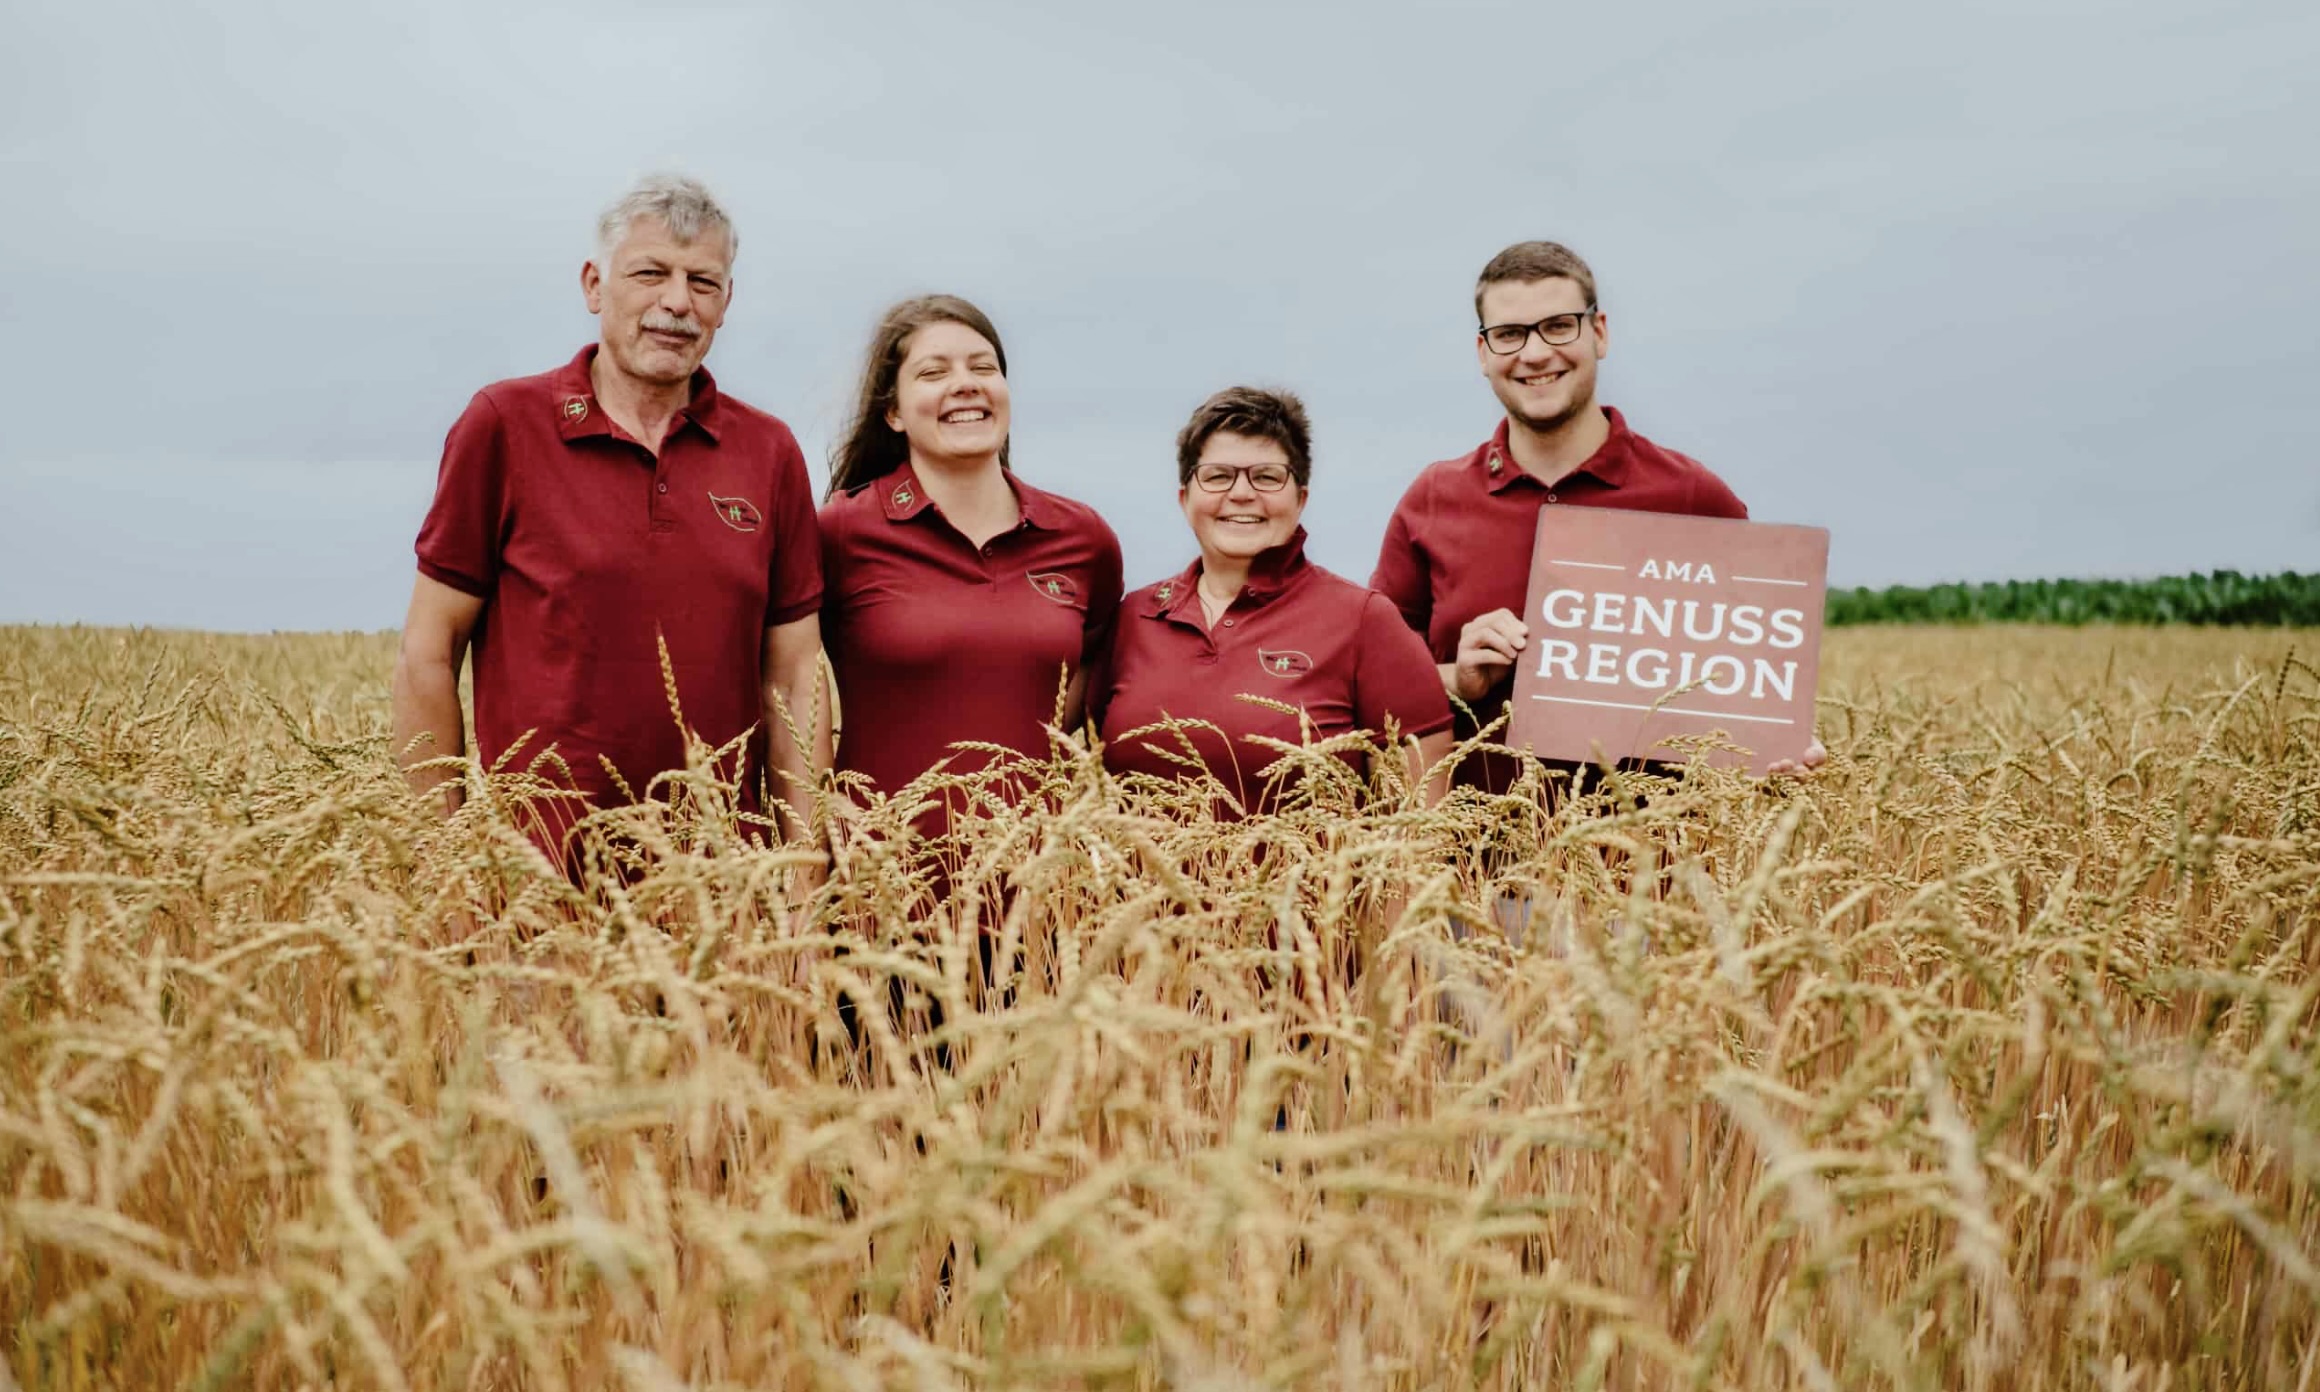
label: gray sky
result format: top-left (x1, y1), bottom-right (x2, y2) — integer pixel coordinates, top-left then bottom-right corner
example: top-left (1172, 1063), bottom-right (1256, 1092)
top-left (3, 0), bottom-right (2314, 632)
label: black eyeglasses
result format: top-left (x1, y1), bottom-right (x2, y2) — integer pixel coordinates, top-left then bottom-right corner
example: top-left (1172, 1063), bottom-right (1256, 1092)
top-left (1478, 306), bottom-right (1598, 355)
top-left (1190, 463), bottom-right (1296, 492)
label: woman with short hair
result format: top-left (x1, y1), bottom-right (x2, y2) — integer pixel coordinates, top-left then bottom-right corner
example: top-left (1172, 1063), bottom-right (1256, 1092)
top-left (1096, 387), bottom-right (1453, 814)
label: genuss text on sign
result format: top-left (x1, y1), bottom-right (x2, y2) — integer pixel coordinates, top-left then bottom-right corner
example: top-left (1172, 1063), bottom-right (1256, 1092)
top-left (1506, 510), bottom-right (1830, 775)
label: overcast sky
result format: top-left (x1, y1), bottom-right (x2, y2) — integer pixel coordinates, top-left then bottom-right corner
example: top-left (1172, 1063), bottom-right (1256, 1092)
top-left (3, 0), bottom-right (2313, 632)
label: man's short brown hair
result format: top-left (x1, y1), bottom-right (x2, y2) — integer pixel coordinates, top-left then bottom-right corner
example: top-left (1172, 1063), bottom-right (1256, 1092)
top-left (1175, 386), bottom-right (1313, 488)
top-left (1474, 241), bottom-right (1598, 321)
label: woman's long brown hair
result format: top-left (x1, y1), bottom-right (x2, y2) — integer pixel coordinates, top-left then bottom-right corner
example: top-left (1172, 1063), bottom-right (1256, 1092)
top-left (825, 294), bottom-right (1011, 499)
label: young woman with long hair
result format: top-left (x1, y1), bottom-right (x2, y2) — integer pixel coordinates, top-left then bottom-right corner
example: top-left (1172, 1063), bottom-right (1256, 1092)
top-left (819, 295), bottom-right (1123, 836)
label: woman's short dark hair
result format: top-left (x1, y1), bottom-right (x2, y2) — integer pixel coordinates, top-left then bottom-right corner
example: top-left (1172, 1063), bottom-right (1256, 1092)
top-left (827, 294), bottom-right (1009, 499)
top-left (1174, 386), bottom-right (1312, 488)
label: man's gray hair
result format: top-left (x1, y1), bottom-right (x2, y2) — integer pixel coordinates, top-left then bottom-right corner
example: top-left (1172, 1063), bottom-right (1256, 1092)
top-left (594, 174), bottom-right (737, 267)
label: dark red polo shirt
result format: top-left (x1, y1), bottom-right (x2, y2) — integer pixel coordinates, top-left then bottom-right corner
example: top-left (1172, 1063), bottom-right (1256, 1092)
top-left (820, 466), bottom-right (1122, 826)
top-left (414, 345), bottom-right (822, 841)
top-left (1369, 407), bottom-right (1746, 793)
top-left (1097, 529), bottom-right (1452, 815)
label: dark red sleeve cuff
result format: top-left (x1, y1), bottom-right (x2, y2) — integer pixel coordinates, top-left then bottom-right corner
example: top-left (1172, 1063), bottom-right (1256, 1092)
top-left (765, 591), bottom-right (825, 627)
top-left (416, 555), bottom-right (490, 598)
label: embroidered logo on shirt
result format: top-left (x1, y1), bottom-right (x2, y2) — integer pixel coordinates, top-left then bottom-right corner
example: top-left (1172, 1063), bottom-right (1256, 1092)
top-left (1258, 648), bottom-right (1314, 677)
top-left (1028, 571), bottom-right (1082, 604)
top-left (1153, 582), bottom-right (1174, 605)
top-left (891, 482), bottom-right (915, 509)
top-left (561, 396), bottom-right (590, 423)
top-left (708, 493), bottom-right (762, 532)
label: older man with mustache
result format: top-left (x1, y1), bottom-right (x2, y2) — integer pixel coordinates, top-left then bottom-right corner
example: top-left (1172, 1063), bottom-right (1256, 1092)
top-left (392, 175), bottom-right (827, 866)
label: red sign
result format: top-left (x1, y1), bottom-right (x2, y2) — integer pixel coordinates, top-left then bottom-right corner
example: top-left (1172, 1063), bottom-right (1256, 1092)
top-left (1506, 509), bottom-right (1828, 774)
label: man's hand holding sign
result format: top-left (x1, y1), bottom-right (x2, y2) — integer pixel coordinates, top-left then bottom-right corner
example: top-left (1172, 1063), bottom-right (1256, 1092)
top-left (1507, 510), bottom-right (1828, 776)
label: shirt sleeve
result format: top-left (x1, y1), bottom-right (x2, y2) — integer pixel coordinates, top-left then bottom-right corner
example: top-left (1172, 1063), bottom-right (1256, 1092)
top-left (1077, 516), bottom-right (1126, 674)
top-left (763, 424), bottom-right (825, 626)
top-left (1353, 591), bottom-right (1455, 740)
top-left (413, 391), bottom-right (508, 598)
top-left (1368, 484), bottom-right (1432, 637)
top-left (1086, 601), bottom-right (1133, 729)
top-left (815, 499), bottom-right (853, 663)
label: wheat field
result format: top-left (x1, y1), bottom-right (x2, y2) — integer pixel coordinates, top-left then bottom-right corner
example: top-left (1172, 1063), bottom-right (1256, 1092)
top-left (2, 623), bottom-right (2315, 1390)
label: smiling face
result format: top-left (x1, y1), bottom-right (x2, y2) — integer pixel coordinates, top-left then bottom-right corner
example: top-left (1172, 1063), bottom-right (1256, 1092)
top-left (884, 320), bottom-right (1010, 468)
top-left (1181, 431), bottom-right (1307, 567)
top-left (1476, 275), bottom-right (1608, 436)
top-left (582, 216), bottom-right (733, 389)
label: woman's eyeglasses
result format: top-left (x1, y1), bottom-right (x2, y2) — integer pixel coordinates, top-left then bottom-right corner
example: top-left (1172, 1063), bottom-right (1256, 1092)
top-left (1190, 464), bottom-right (1296, 492)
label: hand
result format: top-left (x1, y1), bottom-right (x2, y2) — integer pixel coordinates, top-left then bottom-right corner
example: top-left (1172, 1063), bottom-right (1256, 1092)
top-left (1452, 609), bottom-right (1529, 704)
top-left (1765, 738), bottom-right (1828, 779)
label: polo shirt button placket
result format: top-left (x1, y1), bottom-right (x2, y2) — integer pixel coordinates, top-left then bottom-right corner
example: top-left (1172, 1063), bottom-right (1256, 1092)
top-left (649, 460), bottom-right (675, 532)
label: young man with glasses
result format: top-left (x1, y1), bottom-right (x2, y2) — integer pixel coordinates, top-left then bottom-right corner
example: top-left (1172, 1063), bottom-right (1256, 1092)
top-left (1370, 240), bottom-right (1817, 795)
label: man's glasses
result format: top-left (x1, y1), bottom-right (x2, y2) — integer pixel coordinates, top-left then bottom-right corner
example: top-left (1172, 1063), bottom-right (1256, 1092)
top-left (1478, 306), bottom-right (1599, 355)
top-left (1190, 463), bottom-right (1296, 493)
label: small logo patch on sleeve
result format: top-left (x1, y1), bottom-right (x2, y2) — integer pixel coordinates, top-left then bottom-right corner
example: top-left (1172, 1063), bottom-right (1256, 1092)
top-left (708, 492), bottom-right (762, 532)
top-left (1258, 648), bottom-right (1313, 677)
top-left (1028, 571), bottom-right (1082, 604)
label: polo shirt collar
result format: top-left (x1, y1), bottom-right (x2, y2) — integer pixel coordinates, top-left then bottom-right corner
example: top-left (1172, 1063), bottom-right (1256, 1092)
top-left (877, 465), bottom-right (1062, 529)
top-left (1142, 527), bottom-right (1312, 618)
top-left (1478, 407), bottom-right (1636, 494)
top-left (1238, 526), bottom-right (1311, 604)
top-left (1013, 478), bottom-right (1066, 531)
top-left (681, 370), bottom-right (725, 442)
top-left (1588, 407), bottom-right (1637, 487)
top-left (878, 466), bottom-right (934, 520)
top-left (549, 344), bottom-right (724, 445)
top-left (1145, 558), bottom-right (1205, 620)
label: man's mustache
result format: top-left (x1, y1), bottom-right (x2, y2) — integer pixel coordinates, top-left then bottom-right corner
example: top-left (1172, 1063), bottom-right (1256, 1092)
top-left (641, 313), bottom-right (701, 339)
